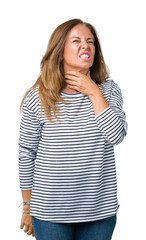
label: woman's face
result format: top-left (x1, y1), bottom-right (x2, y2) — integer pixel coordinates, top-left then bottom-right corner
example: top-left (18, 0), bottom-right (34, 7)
top-left (63, 24), bottom-right (95, 73)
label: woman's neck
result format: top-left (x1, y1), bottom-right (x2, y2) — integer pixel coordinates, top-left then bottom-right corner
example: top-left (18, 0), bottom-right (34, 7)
top-left (62, 69), bottom-right (89, 94)
top-left (62, 85), bottom-right (79, 94)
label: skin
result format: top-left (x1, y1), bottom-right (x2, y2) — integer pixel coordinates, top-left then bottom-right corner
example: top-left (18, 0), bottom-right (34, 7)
top-left (63, 24), bottom-right (95, 75)
top-left (63, 24), bottom-right (109, 114)
top-left (20, 190), bottom-right (34, 237)
top-left (20, 24), bottom-right (109, 237)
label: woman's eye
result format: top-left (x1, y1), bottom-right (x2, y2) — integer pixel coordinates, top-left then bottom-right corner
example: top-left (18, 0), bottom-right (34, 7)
top-left (73, 40), bottom-right (80, 43)
top-left (88, 41), bottom-right (94, 44)
top-left (72, 39), bottom-right (94, 44)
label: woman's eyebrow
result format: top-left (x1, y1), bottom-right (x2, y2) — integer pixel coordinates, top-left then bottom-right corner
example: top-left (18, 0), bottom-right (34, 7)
top-left (71, 36), bottom-right (80, 39)
top-left (71, 36), bottom-right (94, 40)
top-left (87, 37), bottom-right (95, 41)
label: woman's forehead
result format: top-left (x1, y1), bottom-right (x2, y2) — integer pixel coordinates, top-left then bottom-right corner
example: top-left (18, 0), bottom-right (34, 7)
top-left (67, 24), bottom-right (94, 39)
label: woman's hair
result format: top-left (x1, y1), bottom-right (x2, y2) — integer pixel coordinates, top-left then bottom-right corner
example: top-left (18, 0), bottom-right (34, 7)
top-left (21, 18), bottom-right (109, 121)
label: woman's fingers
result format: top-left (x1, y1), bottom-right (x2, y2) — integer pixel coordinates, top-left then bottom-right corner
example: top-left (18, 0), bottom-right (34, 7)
top-left (20, 214), bottom-right (34, 236)
top-left (65, 71), bottom-right (94, 95)
top-left (20, 221), bottom-right (24, 230)
top-left (65, 79), bottom-right (78, 86)
top-left (65, 74), bottom-right (79, 83)
top-left (27, 225), bottom-right (33, 235)
top-left (24, 224), bottom-right (29, 232)
top-left (21, 223), bottom-right (34, 236)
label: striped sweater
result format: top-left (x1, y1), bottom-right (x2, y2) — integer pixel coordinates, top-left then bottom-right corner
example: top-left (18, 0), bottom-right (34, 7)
top-left (19, 78), bottom-right (127, 223)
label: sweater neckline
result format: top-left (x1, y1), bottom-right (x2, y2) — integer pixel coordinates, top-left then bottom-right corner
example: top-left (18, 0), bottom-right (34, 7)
top-left (60, 91), bottom-right (84, 98)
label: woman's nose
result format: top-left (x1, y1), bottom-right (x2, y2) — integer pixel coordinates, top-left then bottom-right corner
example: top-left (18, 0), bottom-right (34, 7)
top-left (81, 41), bottom-right (89, 49)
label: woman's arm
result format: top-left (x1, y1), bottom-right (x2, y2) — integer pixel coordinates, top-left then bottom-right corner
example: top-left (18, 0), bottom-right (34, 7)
top-left (88, 86), bottom-right (109, 115)
top-left (65, 71), bottom-right (127, 145)
top-left (19, 101), bottom-right (41, 190)
top-left (19, 92), bottom-right (41, 237)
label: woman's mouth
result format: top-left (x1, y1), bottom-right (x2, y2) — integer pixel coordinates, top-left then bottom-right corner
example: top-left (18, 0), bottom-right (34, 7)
top-left (79, 52), bottom-right (90, 60)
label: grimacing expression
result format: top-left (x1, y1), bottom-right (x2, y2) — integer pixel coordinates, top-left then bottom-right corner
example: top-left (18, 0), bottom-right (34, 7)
top-left (63, 24), bottom-right (95, 73)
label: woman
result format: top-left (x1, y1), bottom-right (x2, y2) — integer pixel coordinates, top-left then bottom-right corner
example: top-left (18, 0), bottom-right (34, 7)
top-left (19, 19), bottom-right (127, 240)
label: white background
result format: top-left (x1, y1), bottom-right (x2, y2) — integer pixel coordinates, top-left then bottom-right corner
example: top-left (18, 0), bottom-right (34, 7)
top-left (0, 0), bottom-right (145, 239)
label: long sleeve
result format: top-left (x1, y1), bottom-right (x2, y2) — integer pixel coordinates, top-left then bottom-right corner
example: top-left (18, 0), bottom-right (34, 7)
top-left (95, 80), bottom-right (128, 145)
top-left (18, 101), bottom-right (41, 190)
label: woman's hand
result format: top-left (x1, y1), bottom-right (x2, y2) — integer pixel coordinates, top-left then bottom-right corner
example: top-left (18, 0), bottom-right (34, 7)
top-left (65, 70), bottom-right (109, 115)
top-left (65, 71), bottom-right (99, 97)
top-left (20, 211), bottom-right (34, 237)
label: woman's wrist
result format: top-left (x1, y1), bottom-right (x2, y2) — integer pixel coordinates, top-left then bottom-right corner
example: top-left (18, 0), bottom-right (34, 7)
top-left (23, 202), bottom-right (30, 211)
top-left (23, 204), bottom-right (30, 209)
top-left (22, 210), bottom-right (30, 215)
top-left (88, 85), bottom-right (102, 99)
top-left (88, 86), bottom-right (109, 115)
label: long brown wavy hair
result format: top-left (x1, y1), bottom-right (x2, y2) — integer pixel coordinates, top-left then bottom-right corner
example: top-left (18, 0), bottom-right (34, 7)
top-left (21, 19), bottom-right (109, 121)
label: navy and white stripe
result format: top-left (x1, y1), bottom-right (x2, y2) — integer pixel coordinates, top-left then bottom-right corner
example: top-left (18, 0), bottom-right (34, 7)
top-left (19, 79), bottom-right (127, 223)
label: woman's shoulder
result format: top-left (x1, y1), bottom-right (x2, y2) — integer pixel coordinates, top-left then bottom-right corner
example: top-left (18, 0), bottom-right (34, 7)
top-left (101, 78), bottom-right (121, 92)
top-left (23, 85), bottom-right (40, 111)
